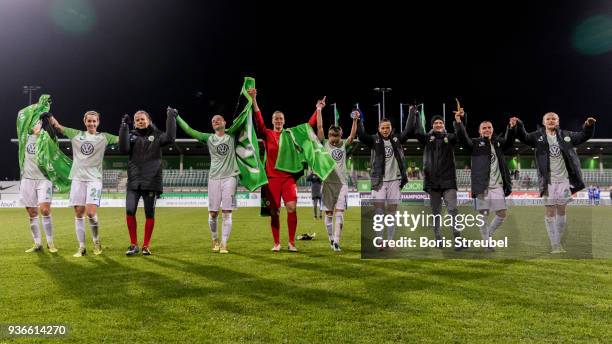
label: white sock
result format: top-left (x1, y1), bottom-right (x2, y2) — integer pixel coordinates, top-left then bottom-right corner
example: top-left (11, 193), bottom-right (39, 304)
top-left (208, 214), bottom-right (218, 240)
top-left (324, 215), bottom-right (334, 241)
top-left (334, 213), bottom-right (344, 244)
top-left (544, 216), bottom-right (559, 247)
top-left (488, 215), bottom-right (505, 237)
top-left (221, 213), bottom-right (232, 246)
top-left (75, 217), bottom-right (86, 248)
top-left (386, 225), bottom-right (395, 241)
top-left (375, 207), bottom-right (385, 240)
top-left (29, 217), bottom-right (41, 246)
top-left (42, 215), bottom-right (54, 245)
top-left (479, 222), bottom-right (489, 241)
top-left (556, 215), bottom-right (567, 241)
top-left (88, 215), bottom-right (99, 242)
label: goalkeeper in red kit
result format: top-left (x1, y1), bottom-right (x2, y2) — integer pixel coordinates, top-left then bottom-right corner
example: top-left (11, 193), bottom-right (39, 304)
top-left (248, 88), bottom-right (324, 252)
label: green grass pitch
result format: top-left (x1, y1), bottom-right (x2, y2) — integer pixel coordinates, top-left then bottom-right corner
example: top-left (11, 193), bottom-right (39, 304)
top-left (0, 207), bottom-right (610, 343)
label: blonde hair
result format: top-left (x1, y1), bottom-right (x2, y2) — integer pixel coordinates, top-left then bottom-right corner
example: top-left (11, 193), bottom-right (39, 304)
top-left (83, 110), bottom-right (100, 120)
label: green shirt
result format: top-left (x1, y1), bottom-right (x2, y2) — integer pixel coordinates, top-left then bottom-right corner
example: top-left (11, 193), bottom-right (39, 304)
top-left (63, 127), bottom-right (118, 182)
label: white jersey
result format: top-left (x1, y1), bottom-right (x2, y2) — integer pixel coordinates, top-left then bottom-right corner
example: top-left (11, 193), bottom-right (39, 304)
top-left (22, 134), bottom-right (47, 180)
top-left (64, 127), bottom-right (118, 182)
top-left (323, 139), bottom-right (349, 185)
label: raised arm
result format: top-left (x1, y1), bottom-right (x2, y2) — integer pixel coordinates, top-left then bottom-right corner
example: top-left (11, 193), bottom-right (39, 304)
top-left (500, 117), bottom-right (517, 151)
top-left (346, 114), bottom-right (358, 145)
top-left (308, 96), bottom-right (326, 133)
top-left (568, 117), bottom-right (596, 145)
top-left (119, 115), bottom-right (131, 154)
top-left (452, 108), bottom-right (473, 150)
top-left (176, 115), bottom-right (211, 142)
top-left (315, 97), bottom-right (325, 141)
top-left (48, 115), bottom-right (66, 135)
top-left (399, 105), bottom-right (416, 143)
top-left (247, 87), bottom-right (268, 137)
top-left (514, 118), bottom-right (537, 147)
top-left (159, 107), bottom-right (177, 146)
top-left (356, 112), bottom-right (374, 148)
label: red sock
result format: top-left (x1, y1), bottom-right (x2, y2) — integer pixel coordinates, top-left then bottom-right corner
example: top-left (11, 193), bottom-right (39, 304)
top-left (126, 215), bottom-right (137, 245)
top-left (271, 213), bottom-right (280, 245)
top-left (143, 218), bottom-right (155, 248)
top-left (287, 212), bottom-right (297, 245)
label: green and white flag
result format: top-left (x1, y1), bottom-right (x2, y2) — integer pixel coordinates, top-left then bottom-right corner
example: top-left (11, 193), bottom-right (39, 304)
top-left (419, 104), bottom-right (426, 133)
top-left (275, 123), bottom-right (336, 180)
top-left (333, 103), bottom-right (340, 126)
top-left (225, 77), bottom-right (268, 191)
top-left (16, 94), bottom-right (72, 192)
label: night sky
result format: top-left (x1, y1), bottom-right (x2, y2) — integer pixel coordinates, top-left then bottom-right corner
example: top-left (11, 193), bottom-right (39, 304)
top-left (1, 0), bottom-right (611, 179)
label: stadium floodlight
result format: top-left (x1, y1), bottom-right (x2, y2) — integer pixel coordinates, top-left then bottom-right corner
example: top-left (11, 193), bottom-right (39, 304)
top-left (373, 88), bottom-right (391, 119)
top-left (22, 85), bottom-right (41, 105)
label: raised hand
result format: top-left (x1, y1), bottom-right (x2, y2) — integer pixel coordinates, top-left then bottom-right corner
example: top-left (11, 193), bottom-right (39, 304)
top-left (454, 108), bottom-right (465, 122)
top-left (585, 117), bottom-right (596, 126)
top-left (316, 96), bottom-right (326, 111)
top-left (167, 107), bottom-right (178, 118)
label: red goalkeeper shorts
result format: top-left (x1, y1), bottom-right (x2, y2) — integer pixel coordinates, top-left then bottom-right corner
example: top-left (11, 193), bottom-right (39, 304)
top-left (266, 177), bottom-right (298, 209)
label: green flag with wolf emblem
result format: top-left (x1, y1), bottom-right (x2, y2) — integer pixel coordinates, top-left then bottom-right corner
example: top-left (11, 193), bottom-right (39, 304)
top-left (225, 77), bottom-right (267, 191)
top-left (16, 94), bottom-right (72, 192)
top-left (275, 123), bottom-right (336, 180)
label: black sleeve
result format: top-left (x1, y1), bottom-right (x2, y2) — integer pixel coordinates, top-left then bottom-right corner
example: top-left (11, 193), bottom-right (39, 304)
top-left (357, 120), bottom-right (375, 148)
top-left (515, 120), bottom-right (537, 147)
top-left (501, 125), bottom-right (516, 151)
top-left (453, 120), bottom-right (473, 150)
top-left (119, 123), bottom-right (130, 154)
top-left (568, 122), bottom-right (595, 146)
top-left (159, 112), bottom-right (177, 146)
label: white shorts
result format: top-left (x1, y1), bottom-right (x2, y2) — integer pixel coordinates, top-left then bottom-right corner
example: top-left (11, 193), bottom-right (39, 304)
top-left (322, 184), bottom-right (348, 211)
top-left (544, 180), bottom-right (572, 206)
top-left (371, 180), bottom-right (401, 204)
top-left (208, 176), bottom-right (237, 211)
top-left (19, 178), bottom-right (53, 207)
top-left (70, 180), bottom-right (103, 206)
top-left (474, 186), bottom-right (507, 212)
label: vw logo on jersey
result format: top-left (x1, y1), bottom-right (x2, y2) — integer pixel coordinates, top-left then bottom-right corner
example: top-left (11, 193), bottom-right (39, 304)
top-left (26, 143), bottom-right (36, 155)
top-left (216, 143), bottom-right (230, 155)
top-left (549, 144), bottom-right (561, 158)
top-left (81, 142), bottom-right (95, 155)
top-left (384, 146), bottom-right (393, 158)
top-left (331, 148), bottom-right (344, 161)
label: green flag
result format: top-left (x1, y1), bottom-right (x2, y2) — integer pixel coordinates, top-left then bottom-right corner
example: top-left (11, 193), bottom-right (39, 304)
top-left (16, 95), bottom-right (72, 192)
top-left (275, 123), bottom-right (336, 180)
top-left (334, 104), bottom-right (340, 126)
top-left (17, 94), bottom-right (50, 171)
top-left (36, 130), bottom-right (73, 193)
top-left (225, 77), bottom-right (268, 191)
top-left (419, 104), bottom-right (426, 133)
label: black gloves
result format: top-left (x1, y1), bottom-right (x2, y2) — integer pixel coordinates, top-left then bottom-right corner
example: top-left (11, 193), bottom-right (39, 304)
top-left (167, 107), bottom-right (178, 118)
top-left (122, 114), bottom-right (131, 125)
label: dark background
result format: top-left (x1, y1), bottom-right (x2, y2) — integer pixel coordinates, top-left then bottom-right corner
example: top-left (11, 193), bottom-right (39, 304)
top-left (2, 0), bottom-right (611, 179)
